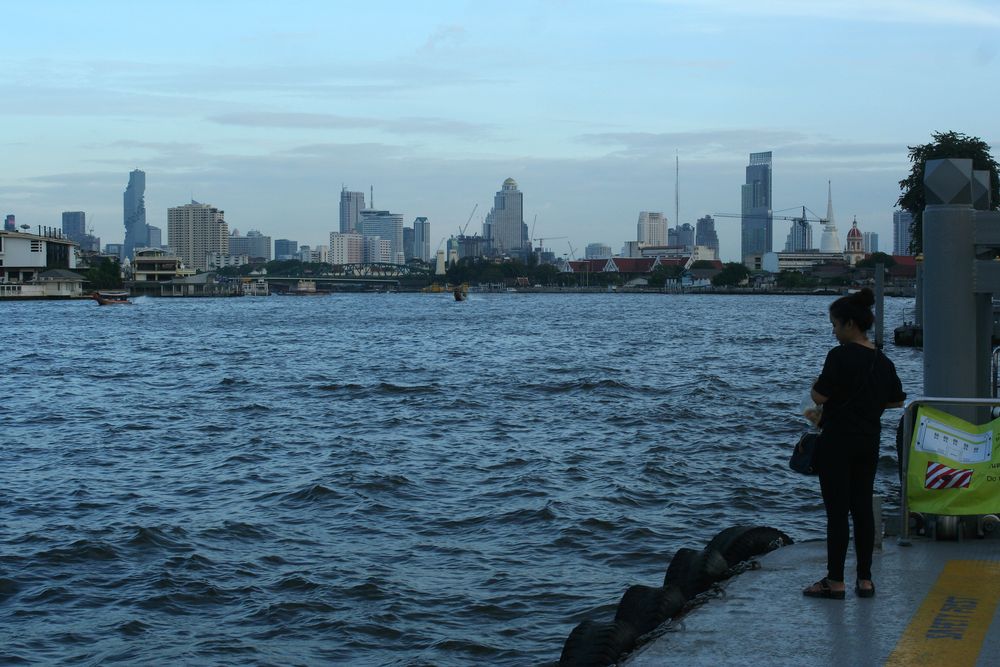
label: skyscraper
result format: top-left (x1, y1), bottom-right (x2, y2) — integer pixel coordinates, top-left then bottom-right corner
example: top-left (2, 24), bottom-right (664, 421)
top-left (784, 219), bottom-right (813, 252)
top-left (123, 169), bottom-right (147, 259)
top-left (274, 239), bottom-right (298, 260)
top-left (741, 151), bottom-right (772, 261)
top-left (893, 210), bottom-right (913, 255)
top-left (637, 212), bottom-right (668, 246)
top-left (676, 223), bottom-right (695, 251)
top-left (147, 225), bottom-right (162, 249)
top-left (360, 209), bottom-right (404, 264)
top-left (3, 214), bottom-right (14, 232)
top-left (862, 232), bottom-right (879, 254)
top-left (340, 189), bottom-right (365, 233)
top-left (229, 229), bottom-right (272, 260)
top-left (167, 201), bottom-right (228, 271)
top-left (695, 215), bottom-right (720, 257)
top-left (62, 211), bottom-right (86, 241)
top-left (483, 178), bottom-right (524, 254)
top-left (412, 217), bottom-right (430, 262)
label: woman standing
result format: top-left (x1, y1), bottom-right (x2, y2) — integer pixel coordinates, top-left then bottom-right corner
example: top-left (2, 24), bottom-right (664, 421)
top-left (803, 288), bottom-right (906, 599)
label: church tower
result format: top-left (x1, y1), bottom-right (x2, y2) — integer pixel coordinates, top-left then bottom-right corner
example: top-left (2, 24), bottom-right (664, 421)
top-left (845, 216), bottom-right (865, 266)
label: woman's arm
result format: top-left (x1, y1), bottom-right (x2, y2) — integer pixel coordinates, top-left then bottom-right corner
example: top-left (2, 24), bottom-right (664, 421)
top-left (811, 386), bottom-right (829, 405)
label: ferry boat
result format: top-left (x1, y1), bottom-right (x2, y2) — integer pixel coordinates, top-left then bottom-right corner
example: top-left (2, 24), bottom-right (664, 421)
top-left (92, 290), bottom-right (131, 305)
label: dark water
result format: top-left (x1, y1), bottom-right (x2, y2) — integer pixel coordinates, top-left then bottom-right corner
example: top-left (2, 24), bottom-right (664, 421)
top-left (0, 293), bottom-right (922, 665)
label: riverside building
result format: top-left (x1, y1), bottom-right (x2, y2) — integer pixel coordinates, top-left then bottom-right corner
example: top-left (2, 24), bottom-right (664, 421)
top-left (167, 201), bottom-right (229, 272)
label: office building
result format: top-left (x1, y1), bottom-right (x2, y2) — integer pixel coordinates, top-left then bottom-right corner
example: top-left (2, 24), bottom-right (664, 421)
top-left (62, 211), bottom-right (86, 241)
top-left (676, 223), bottom-right (695, 251)
top-left (637, 212), bottom-right (668, 246)
top-left (274, 239), bottom-right (298, 260)
top-left (3, 214), bottom-right (14, 232)
top-left (123, 169), bottom-right (147, 259)
top-left (413, 217), bottom-right (430, 262)
top-left (403, 227), bottom-right (414, 262)
top-left (360, 209), bottom-right (404, 264)
top-left (483, 178), bottom-right (525, 254)
top-left (784, 219), bottom-right (813, 252)
top-left (340, 189), bottom-right (365, 233)
top-left (893, 210), bottom-right (913, 256)
top-left (364, 236), bottom-right (391, 264)
top-left (167, 201), bottom-right (228, 272)
top-left (863, 232), bottom-right (879, 254)
top-left (104, 243), bottom-right (124, 258)
top-left (147, 225), bottom-right (162, 249)
top-left (229, 229), bottom-right (272, 261)
top-left (585, 243), bottom-right (612, 260)
top-left (329, 232), bottom-right (364, 264)
top-left (696, 215), bottom-right (720, 258)
top-left (741, 151), bottom-right (772, 261)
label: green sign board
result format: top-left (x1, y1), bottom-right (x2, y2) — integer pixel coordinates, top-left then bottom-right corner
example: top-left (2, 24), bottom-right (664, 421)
top-left (907, 406), bottom-right (1000, 515)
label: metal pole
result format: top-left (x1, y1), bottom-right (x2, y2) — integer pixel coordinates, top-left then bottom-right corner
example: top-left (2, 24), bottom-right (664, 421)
top-left (875, 262), bottom-right (884, 349)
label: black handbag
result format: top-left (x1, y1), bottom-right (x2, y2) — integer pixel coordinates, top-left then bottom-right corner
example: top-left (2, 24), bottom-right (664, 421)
top-left (789, 431), bottom-right (820, 475)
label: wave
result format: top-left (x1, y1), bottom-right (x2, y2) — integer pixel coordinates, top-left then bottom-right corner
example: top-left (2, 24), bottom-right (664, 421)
top-left (35, 540), bottom-right (118, 564)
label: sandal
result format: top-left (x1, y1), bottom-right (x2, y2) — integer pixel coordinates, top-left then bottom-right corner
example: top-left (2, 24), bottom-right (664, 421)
top-left (803, 578), bottom-right (845, 599)
top-left (855, 580), bottom-right (876, 598)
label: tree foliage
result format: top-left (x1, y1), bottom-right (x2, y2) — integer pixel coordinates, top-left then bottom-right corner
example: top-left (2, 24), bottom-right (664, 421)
top-left (898, 131), bottom-right (1000, 254)
top-left (711, 262), bottom-right (750, 287)
top-left (856, 252), bottom-right (896, 269)
top-left (84, 257), bottom-right (123, 289)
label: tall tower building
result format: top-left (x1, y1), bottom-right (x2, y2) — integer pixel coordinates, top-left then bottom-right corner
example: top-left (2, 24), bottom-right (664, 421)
top-left (695, 215), bottom-right (720, 257)
top-left (167, 201), bottom-right (228, 271)
top-left (412, 217), bottom-right (430, 262)
top-left (862, 232), bottom-right (879, 254)
top-left (676, 223), bottom-right (695, 251)
top-left (62, 211), bottom-right (86, 241)
top-left (123, 169), bottom-right (147, 260)
top-left (359, 209), bottom-right (405, 264)
top-left (340, 189), bottom-right (365, 233)
top-left (741, 151), bottom-right (772, 261)
top-left (637, 211), bottom-right (668, 246)
top-left (784, 219), bottom-right (813, 252)
top-left (483, 178), bottom-right (524, 254)
top-left (893, 210), bottom-right (913, 256)
top-left (274, 239), bottom-right (298, 260)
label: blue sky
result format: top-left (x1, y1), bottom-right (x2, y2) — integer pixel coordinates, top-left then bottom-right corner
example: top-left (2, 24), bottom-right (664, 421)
top-left (2, 0), bottom-right (998, 261)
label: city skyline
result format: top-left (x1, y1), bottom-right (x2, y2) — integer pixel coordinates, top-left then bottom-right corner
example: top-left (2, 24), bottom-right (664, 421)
top-left (2, 2), bottom-right (998, 262)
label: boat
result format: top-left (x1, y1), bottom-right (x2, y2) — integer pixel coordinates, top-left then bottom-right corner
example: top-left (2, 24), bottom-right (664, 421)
top-left (92, 290), bottom-right (132, 305)
top-left (453, 283), bottom-right (469, 301)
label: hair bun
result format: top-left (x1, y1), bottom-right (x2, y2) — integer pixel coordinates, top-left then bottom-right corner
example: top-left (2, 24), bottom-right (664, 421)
top-left (854, 287), bottom-right (875, 307)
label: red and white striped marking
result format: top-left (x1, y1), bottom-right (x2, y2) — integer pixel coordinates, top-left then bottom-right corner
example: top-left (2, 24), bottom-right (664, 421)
top-left (925, 461), bottom-right (973, 489)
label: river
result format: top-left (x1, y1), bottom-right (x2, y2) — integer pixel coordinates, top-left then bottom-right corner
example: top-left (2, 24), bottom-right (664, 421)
top-left (0, 293), bottom-right (922, 665)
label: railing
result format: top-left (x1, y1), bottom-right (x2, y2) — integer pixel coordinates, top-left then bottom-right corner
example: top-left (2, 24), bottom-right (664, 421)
top-left (899, 397), bottom-right (1000, 545)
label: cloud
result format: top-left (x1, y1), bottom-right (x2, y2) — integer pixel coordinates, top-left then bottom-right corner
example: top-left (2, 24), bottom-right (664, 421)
top-left (208, 112), bottom-right (493, 137)
top-left (420, 25), bottom-right (467, 53)
top-left (649, 0), bottom-right (1000, 26)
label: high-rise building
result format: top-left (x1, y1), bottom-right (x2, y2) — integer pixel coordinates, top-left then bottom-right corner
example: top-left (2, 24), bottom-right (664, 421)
top-left (695, 215), bottom-right (720, 256)
top-left (340, 189), bottom-right (365, 233)
top-left (274, 239), bottom-right (298, 260)
top-left (637, 212), bottom-right (668, 246)
top-left (483, 178), bottom-right (524, 254)
top-left (741, 151), bottom-right (772, 261)
top-left (784, 219), bottom-right (813, 252)
top-left (893, 210), bottom-right (913, 256)
top-left (585, 243), bottom-right (612, 259)
top-left (123, 169), bottom-right (147, 259)
top-left (167, 201), bottom-right (228, 271)
top-left (329, 232), bottom-right (364, 264)
top-left (3, 214), bottom-right (14, 231)
top-left (862, 232), bottom-right (879, 254)
top-left (676, 223), bottom-right (695, 251)
top-left (364, 236), bottom-right (392, 263)
top-left (62, 211), bottom-right (86, 241)
top-left (360, 209), bottom-right (404, 264)
top-left (403, 227), bottom-right (414, 262)
top-left (229, 229), bottom-right (272, 260)
top-left (147, 225), bottom-right (162, 249)
top-left (412, 217), bottom-right (430, 262)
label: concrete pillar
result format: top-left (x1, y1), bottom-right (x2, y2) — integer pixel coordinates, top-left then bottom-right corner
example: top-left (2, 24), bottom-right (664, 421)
top-left (973, 170), bottom-right (994, 403)
top-left (923, 158), bottom-right (978, 421)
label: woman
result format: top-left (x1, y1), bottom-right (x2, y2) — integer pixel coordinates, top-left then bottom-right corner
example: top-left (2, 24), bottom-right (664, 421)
top-left (803, 288), bottom-right (905, 599)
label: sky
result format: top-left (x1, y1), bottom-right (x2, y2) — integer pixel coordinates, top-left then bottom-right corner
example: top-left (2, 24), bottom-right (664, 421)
top-left (2, 0), bottom-right (999, 262)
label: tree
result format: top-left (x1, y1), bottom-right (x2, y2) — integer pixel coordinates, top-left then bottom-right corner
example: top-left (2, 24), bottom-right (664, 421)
top-left (898, 131), bottom-right (1000, 254)
top-left (856, 252), bottom-right (896, 269)
top-left (711, 262), bottom-right (750, 287)
top-left (84, 257), bottom-right (123, 289)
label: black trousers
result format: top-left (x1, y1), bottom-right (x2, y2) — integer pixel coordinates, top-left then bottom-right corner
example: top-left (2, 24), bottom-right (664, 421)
top-left (816, 433), bottom-right (879, 582)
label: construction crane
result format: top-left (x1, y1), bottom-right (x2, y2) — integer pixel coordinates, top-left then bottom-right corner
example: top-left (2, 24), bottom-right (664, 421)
top-left (712, 206), bottom-right (827, 225)
top-left (458, 204), bottom-right (478, 237)
top-left (567, 241), bottom-right (578, 261)
top-left (532, 235), bottom-right (567, 252)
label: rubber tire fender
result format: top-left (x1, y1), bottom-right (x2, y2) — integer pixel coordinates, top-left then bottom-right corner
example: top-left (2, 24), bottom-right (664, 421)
top-left (705, 525), bottom-right (793, 568)
top-left (662, 547), bottom-right (728, 599)
top-left (559, 618), bottom-right (638, 667)
top-left (613, 584), bottom-right (686, 637)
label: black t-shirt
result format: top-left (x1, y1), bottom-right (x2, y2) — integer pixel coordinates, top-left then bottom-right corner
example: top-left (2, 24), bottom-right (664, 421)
top-left (814, 342), bottom-right (906, 437)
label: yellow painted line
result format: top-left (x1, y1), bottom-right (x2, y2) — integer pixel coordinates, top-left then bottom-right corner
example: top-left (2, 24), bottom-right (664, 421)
top-left (886, 560), bottom-right (1000, 666)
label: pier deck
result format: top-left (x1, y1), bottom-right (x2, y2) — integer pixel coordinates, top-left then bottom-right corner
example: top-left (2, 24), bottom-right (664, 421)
top-left (625, 537), bottom-right (1000, 666)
